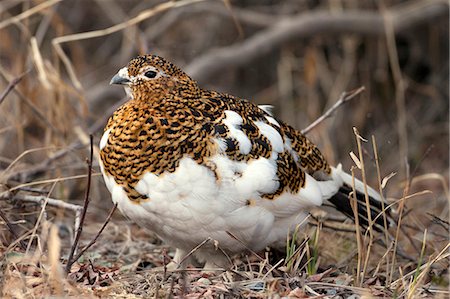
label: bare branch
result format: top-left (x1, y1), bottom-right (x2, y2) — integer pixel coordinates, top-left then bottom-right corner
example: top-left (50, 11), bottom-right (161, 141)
top-left (301, 86), bottom-right (365, 135)
top-left (186, 0), bottom-right (448, 83)
top-left (68, 204), bottom-right (117, 268)
top-left (145, 2), bottom-right (276, 41)
top-left (65, 134), bottom-right (94, 273)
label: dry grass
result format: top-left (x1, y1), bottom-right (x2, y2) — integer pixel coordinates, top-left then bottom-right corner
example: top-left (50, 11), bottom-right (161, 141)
top-left (0, 0), bottom-right (448, 298)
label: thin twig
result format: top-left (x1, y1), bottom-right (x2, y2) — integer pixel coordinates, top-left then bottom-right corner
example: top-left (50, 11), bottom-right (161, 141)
top-left (176, 237), bottom-right (211, 269)
top-left (68, 204), bottom-right (117, 268)
top-left (0, 69), bottom-right (30, 106)
top-left (0, 208), bottom-right (27, 250)
top-left (301, 86), bottom-right (365, 135)
top-left (65, 134), bottom-right (94, 273)
top-left (226, 231), bottom-right (266, 262)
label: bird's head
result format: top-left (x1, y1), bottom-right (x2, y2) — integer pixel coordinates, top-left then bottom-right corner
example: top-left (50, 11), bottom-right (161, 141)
top-left (110, 54), bottom-right (198, 100)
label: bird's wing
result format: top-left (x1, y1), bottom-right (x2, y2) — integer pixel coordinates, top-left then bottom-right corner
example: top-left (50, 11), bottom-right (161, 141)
top-left (201, 92), bottom-right (333, 202)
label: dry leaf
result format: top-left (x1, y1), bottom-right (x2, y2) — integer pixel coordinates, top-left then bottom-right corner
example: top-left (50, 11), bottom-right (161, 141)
top-left (350, 151), bottom-right (362, 169)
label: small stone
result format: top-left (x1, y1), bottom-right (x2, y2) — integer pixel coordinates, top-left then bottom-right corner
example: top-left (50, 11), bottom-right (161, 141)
top-left (198, 278), bottom-right (211, 285)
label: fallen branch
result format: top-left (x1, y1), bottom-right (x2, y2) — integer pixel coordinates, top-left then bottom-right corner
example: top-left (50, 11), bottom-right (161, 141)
top-left (65, 134), bottom-right (94, 273)
top-left (0, 193), bottom-right (83, 234)
top-left (301, 86), bottom-right (365, 135)
top-left (186, 0), bottom-right (448, 82)
top-left (145, 1), bottom-right (276, 41)
top-left (0, 193), bottom-right (83, 214)
top-left (67, 204), bottom-right (117, 270)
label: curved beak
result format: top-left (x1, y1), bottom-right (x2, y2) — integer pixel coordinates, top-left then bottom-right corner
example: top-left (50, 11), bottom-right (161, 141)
top-left (110, 67), bottom-right (130, 85)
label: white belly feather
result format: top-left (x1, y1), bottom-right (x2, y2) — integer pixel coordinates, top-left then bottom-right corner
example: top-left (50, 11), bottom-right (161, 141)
top-left (99, 153), bottom-right (340, 254)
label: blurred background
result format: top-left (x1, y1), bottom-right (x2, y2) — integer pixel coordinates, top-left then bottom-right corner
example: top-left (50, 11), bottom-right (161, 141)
top-left (0, 0), bottom-right (448, 286)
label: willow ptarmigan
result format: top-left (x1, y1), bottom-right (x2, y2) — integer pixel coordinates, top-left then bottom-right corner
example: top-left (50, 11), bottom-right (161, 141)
top-left (99, 54), bottom-right (388, 269)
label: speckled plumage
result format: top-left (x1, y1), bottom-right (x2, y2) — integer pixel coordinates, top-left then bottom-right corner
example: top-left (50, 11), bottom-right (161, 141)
top-left (99, 55), bottom-right (387, 269)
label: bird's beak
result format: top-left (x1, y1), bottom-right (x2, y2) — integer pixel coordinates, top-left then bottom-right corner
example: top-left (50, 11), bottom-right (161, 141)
top-left (110, 67), bottom-right (130, 85)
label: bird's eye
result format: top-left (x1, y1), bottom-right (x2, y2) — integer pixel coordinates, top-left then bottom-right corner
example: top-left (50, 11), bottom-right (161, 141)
top-left (144, 70), bottom-right (157, 78)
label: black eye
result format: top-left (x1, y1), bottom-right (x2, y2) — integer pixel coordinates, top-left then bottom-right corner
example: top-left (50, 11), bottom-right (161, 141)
top-left (144, 70), bottom-right (157, 78)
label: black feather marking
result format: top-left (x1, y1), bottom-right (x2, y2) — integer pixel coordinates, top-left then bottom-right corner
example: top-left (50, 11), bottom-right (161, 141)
top-left (328, 184), bottom-right (391, 232)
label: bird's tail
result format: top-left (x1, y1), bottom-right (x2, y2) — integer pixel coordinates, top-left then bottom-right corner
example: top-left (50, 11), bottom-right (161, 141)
top-left (328, 164), bottom-right (392, 231)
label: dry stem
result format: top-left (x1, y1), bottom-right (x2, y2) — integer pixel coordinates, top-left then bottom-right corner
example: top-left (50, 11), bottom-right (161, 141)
top-left (65, 134), bottom-right (93, 273)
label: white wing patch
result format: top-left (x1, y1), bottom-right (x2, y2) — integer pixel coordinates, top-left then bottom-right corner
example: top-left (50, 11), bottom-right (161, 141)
top-left (258, 105), bottom-right (274, 115)
top-left (283, 136), bottom-right (299, 162)
top-left (234, 157), bottom-right (279, 197)
top-left (222, 110), bottom-right (252, 154)
top-left (264, 115), bottom-right (280, 127)
top-left (99, 128), bottom-right (111, 150)
top-left (214, 137), bottom-right (227, 152)
top-left (254, 121), bottom-right (284, 153)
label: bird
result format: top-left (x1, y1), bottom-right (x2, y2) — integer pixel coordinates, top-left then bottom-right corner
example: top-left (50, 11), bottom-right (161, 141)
top-left (99, 54), bottom-right (390, 270)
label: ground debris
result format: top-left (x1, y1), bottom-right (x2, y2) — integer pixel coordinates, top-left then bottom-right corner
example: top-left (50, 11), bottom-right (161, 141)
top-left (68, 261), bottom-right (120, 287)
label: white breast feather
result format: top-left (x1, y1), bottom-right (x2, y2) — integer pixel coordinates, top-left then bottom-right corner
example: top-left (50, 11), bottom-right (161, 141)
top-left (99, 128), bottom-right (111, 150)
